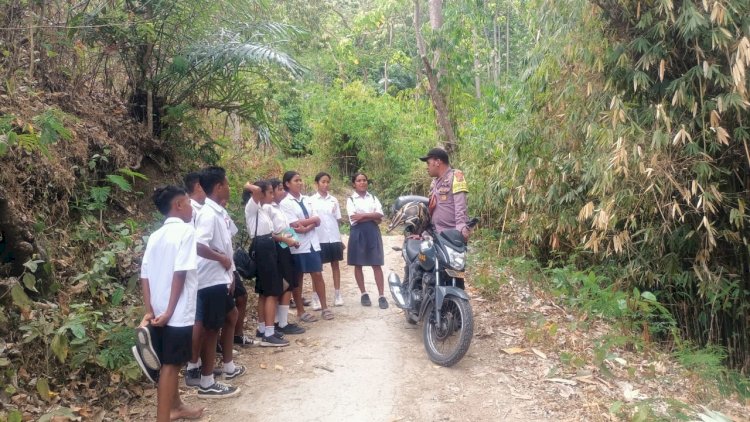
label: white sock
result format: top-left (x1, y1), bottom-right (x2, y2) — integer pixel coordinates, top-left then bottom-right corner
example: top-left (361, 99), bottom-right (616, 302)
top-left (312, 291), bottom-right (320, 300)
top-left (200, 374), bottom-right (214, 388)
top-left (361, 291), bottom-right (368, 296)
top-left (187, 360), bottom-right (200, 370)
top-left (265, 325), bottom-right (275, 337)
top-left (335, 289), bottom-right (341, 295)
top-left (223, 361), bottom-right (236, 374)
top-left (258, 322), bottom-right (265, 333)
top-left (277, 305), bottom-right (290, 328)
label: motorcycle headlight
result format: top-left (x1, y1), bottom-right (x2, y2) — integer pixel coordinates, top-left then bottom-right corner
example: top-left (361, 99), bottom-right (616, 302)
top-left (445, 247), bottom-right (466, 270)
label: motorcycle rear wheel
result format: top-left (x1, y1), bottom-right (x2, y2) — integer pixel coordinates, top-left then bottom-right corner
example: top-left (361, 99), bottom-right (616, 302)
top-left (422, 296), bottom-right (473, 367)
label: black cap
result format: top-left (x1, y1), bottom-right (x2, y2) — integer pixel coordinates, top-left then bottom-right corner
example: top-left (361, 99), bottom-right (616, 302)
top-left (419, 147), bottom-right (450, 164)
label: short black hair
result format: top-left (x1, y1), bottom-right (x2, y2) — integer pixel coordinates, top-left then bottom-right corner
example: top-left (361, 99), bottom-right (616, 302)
top-left (282, 171), bottom-right (299, 192)
top-left (183, 172), bottom-right (201, 194)
top-left (269, 178), bottom-right (282, 190)
top-left (255, 179), bottom-right (270, 193)
top-left (315, 172), bottom-right (331, 183)
top-left (351, 172), bottom-right (369, 184)
top-left (199, 166), bottom-right (226, 196)
top-left (153, 185), bottom-right (187, 216)
top-left (241, 187), bottom-right (252, 205)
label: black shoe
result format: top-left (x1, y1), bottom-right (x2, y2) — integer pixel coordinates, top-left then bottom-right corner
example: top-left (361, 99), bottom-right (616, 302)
top-left (257, 329), bottom-right (285, 339)
top-left (197, 382), bottom-right (240, 399)
top-left (185, 367), bottom-right (201, 387)
top-left (223, 365), bottom-right (246, 380)
top-left (234, 335), bottom-right (257, 347)
top-left (261, 335), bottom-right (289, 347)
top-left (135, 326), bottom-right (161, 370)
top-left (378, 296), bottom-right (389, 309)
top-left (132, 346), bottom-right (159, 383)
top-left (275, 322), bottom-right (306, 335)
top-left (361, 293), bottom-right (372, 307)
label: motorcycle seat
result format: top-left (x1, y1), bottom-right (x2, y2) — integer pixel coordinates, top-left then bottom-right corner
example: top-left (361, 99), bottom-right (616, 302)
top-left (438, 229), bottom-right (466, 252)
top-left (405, 239), bottom-right (422, 261)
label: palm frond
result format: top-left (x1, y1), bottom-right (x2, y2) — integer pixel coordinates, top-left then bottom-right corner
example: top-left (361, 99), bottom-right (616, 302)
top-left (185, 29), bottom-right (306, 77)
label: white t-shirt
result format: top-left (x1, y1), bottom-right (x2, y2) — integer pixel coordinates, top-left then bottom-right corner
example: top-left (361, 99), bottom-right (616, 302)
top-left (244, 198), bottom-right (274, 237)
top-left (140, 217), bottom-right (198, 327)
top-left (347, 192), bottom-right (384, 226)
top-left (311, 192), bottom-right (342, 244)
top-left (195, 198), bottom-right (235, 289)
top-left (280, 194), bottom-right (321, 254)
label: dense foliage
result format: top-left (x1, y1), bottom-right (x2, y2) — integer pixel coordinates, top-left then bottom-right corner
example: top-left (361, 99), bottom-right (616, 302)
top-left (499, 0), bottom-right (750, 371)
top-left (2, 0), bottom-right (750, 418)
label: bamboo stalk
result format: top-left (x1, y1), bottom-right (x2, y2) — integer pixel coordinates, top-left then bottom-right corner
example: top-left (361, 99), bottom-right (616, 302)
top-left (498, 164), bottom-right (519, 256)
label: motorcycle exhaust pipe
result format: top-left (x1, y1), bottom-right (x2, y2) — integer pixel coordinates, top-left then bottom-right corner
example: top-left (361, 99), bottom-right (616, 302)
top-left (388, 272), bottom-right (407, 309)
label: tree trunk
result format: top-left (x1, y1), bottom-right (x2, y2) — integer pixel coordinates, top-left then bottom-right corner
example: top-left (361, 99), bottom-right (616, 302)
top-left (506, 1), bottom-right (510, 76)
top-left (421, 56), bottom-right (457, 152)
top-left (415, 0), bottom-right (457, 152)
top-left (493, 7), bottom-right (500, 86)
top-left (414, 3), bottom-right (423, 101)
top-left (428, 0), bottom-right (443, 29)
top-left (230, 112), bottom-right (242, 146)
top-left (0, 189), bottom-right (34, 278)
top-left (146, 88), bottom-right (153, 135)
top-left (428, 0), bottom-right (443, 79)
top-left (384, 22), bottom-right (393, 94)
top-left (472, 28), bottom-right (481, 99)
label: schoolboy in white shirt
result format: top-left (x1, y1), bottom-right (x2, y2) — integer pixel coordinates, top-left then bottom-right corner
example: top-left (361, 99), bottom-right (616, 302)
top-left (132, 185), bottom-right (204, 421)
top-left (184, 166), bottom-right (245, 398)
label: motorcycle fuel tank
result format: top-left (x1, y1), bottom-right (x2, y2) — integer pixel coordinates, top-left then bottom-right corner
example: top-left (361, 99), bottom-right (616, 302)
top-left (417, 240), bottom-right (436, 271)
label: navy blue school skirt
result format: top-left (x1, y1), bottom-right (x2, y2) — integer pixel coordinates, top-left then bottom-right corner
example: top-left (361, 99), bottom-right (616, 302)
top-left (347, 221), bottom-right (384, 266)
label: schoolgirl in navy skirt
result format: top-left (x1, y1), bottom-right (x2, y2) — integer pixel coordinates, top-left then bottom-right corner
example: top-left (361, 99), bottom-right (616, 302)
top-left (311, 172), bottom-right (345, 307)
top-left (346, 172), bottom-right (388, 309)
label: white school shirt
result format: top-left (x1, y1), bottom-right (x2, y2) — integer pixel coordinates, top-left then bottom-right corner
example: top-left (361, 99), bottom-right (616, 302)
top-left (266, 202), bottom-right (289, 234)
top-left (140, 217), bottom-right (198, 327)
top-left (190, 198), bottom-right (203, 225)
top-left (311, 192), bottom-right (342, 244)
top-left (194, 198), bottom-right (235, 289)
top-left (279, 194), bottom-right (321, 254)
top-left (347, 191), bottom-right (384, 226)
top-left (244, 198), bottom-right (274, 238)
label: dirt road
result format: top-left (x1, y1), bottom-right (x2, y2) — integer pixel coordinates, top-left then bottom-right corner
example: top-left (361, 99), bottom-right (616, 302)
top-left (130, 235), bottom-right (750, 421)
top-left (158, 235), bottom-right (538, 421)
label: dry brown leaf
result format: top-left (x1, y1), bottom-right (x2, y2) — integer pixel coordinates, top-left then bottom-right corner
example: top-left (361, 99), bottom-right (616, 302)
top-left (259, 363), bottom-right (267, 369)
top-left (531, 348), bottom-right (547, 360)
top-left (501, 347), bottom-right (526, 355)
top-left (574, 375), bottom-right (598, 385)
top-left (274, 364), bottom-right (284, 371)
top-left (545, 378), bottom-right (577, 386)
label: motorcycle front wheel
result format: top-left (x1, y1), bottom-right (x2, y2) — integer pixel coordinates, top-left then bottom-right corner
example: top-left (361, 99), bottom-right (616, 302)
top-left (422, 296), bottom-right (473, 367)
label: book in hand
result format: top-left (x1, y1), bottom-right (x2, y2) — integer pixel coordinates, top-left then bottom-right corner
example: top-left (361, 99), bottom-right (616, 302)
top-left (278, 228), bottom-right (299, 249)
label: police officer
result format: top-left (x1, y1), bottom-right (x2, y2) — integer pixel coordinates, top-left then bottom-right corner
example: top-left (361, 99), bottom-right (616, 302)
top-left (419, 148), bottom-right (471, 241)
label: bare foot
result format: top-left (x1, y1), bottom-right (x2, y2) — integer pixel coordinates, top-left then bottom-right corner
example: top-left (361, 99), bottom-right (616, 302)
top-left (170, 404), bottom-right (204, 421)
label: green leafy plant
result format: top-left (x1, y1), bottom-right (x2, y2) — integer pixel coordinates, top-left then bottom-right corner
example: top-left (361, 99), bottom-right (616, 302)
top-left (0, 109), bottom-right (73, 157)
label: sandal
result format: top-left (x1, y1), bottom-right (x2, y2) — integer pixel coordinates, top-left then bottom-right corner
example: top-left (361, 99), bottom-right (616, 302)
top-left (321, 309), bottom-right (334, 320)
top-left (299, 312), bottom-right (319, 323)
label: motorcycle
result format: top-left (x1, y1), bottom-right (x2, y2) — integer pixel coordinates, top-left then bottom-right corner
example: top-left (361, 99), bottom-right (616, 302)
top-left (387, 196), bottom-right (477, 367)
